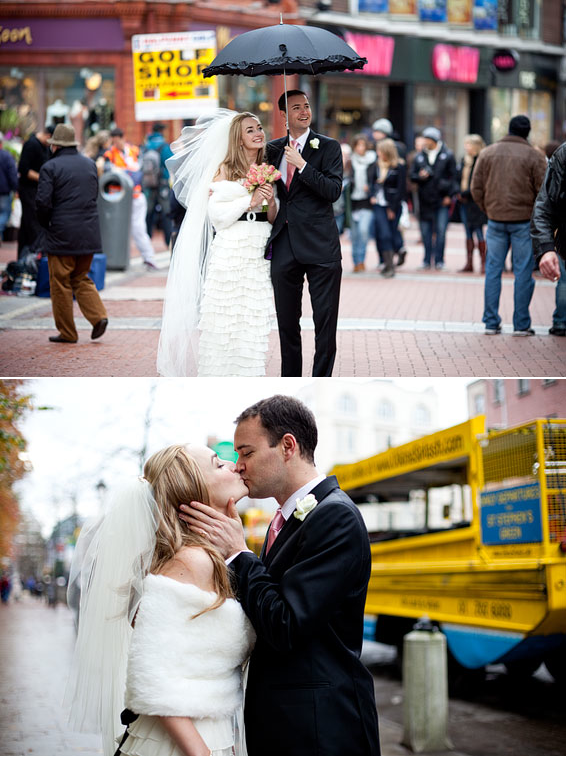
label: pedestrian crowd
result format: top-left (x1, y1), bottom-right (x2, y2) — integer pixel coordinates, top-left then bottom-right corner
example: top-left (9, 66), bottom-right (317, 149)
top-left (0, 106), bottom-right (564, 363)
top-left (334, 113), bottom-right (564, 337)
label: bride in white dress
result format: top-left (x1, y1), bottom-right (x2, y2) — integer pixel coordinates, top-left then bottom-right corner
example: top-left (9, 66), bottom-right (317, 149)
top-left (66, 444), bottom-right (256, 756)
top-left (157, 110), bottom-right (277, 377)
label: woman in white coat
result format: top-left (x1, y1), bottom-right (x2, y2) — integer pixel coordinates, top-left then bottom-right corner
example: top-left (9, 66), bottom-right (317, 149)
top-left (66, 444), bottom-right (256, 756)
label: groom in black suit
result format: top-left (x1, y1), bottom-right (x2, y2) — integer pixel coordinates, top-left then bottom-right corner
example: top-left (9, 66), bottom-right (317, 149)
top-left (266, 91), bottom-right (343, 377)
top-left (182, 395), bottom-right (381, 756)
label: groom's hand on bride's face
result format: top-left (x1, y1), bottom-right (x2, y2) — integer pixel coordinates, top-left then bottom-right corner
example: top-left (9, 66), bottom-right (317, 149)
top-left (178, 499), bottom-right (247, 559)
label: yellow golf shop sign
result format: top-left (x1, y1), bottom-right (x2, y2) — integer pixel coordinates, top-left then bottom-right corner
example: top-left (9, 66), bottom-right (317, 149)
top-left (132, 30), bottom-right (218, 121)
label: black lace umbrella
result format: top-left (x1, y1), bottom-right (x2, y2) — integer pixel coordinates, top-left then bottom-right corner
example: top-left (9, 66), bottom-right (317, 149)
top-left (202, 21), bottom-right (367, 132)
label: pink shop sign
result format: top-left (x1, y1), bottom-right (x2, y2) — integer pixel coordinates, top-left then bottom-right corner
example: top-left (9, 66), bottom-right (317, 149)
top-left (344, 32), bottom-right (395, 77)
top-left (432, 44), bottom-right (480, 83)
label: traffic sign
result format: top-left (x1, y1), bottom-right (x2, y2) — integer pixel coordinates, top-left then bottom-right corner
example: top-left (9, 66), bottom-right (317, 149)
top-left (132, 30), bottom-right (219, 121)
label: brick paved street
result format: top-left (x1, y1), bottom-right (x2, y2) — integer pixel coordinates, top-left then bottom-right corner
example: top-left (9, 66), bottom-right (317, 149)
top-left (1, 222), bottom-right (563, 377)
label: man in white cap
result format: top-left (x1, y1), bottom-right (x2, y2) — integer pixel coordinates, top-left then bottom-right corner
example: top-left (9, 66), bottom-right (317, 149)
top-left (409, 126), bottom-right (457, 270)
top-left (36, 123), bottom-right (108, 343)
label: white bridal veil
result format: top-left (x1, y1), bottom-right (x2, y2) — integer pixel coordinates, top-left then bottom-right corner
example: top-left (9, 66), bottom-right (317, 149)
top-left (65, 478), bottom-right (158, 755)
top-left (156, 109), bottom-right (239, 377)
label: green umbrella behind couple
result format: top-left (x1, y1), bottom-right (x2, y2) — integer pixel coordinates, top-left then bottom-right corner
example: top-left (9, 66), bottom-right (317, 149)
top-left (66, 394), bottom-right (381, 756)
top-left (157, 24), bottom-right (367, 378)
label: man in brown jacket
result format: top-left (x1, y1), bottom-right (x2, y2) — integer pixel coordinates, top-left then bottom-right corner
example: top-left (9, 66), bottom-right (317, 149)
top-left (471, 115), bottom-right (547, 336)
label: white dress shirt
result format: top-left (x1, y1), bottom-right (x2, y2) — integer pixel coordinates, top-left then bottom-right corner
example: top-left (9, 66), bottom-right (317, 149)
top-left (280, 130), bottom-right (309, 185)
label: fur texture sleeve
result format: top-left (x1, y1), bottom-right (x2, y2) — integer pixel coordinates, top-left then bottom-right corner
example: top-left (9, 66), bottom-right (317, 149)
top-left (208, 180), bottom-right (251, 230)
top-left (124, 574), bottom-right (255, 719)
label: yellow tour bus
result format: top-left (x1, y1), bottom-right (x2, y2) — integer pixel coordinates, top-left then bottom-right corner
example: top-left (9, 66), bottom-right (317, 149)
top-left (328, 416), bottom-right (566, 681)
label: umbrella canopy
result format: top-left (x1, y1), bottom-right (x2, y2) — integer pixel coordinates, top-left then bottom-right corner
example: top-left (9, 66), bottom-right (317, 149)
top-left (201, 23), bottom-right (367, 78)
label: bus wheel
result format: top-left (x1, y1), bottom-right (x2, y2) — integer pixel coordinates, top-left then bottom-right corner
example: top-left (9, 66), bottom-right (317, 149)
top-left (544, 649), bottom-right (566, 683)
top-left (503, 658), bottom-right (542, 679)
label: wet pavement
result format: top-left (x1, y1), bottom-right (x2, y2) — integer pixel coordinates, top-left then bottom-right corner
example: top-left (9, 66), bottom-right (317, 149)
top-left (1, 223), bottom-right (563, 377)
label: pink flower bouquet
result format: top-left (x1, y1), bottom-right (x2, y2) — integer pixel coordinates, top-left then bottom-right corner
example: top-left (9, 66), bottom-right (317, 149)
top-left (244, 163), bottom-right (281, 211)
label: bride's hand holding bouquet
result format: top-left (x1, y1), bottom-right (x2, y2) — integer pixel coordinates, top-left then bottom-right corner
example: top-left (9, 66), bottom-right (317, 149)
top-left (245, 163), bottom-right (281, 212)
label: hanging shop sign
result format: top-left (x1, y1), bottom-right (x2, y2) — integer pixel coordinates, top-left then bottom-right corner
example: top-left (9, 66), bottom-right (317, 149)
top-left (344, 32), bottom-right (395, 77)
top-left (132, 30), bottom-right (218, 121)
top-left (431, 43), bottom-right (480, 83)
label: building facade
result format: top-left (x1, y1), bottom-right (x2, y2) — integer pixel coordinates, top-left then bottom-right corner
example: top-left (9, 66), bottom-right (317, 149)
top-left (296, 378), bottom-right (439, 475)
top-left (0, 0), bottom-right (300, 146)
top-left (467, 378), bottom-right (566, 428)
top-left (299, 0), bottom-right (565, 151)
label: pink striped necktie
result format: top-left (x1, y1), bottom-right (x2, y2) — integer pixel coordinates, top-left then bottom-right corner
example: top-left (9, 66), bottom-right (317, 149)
top-left (265, 508), bottom-right (286, 554)
top-left (285, 139), bottom-right (299, 190)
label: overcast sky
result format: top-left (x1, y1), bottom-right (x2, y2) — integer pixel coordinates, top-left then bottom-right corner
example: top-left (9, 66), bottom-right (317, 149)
top-left (15, 378), bottom-right (472, 536)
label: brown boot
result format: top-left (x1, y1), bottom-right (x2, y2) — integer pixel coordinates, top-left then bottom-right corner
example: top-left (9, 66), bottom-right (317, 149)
top-left (478, 240), bottom-right (486, 273)
top-left (459, 239), bottom-right (474, 272)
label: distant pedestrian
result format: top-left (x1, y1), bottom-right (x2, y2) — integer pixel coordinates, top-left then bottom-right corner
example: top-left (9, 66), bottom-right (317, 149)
top-left (369, 138), bottom-right (406, 278)
top-left (531, 140), bottom-right (566, 336)
top-left (349, 134), bottom-right (376, 272)
top-left (36, 124), bottom-right (108, 344)
top-left (0, 572), bottom-right (11, 603)
top-left (333, 143), bottom-right (352, 235)
top-left (372, 118), bottom-right (407, 263)
top-left (471, 115), bottom-right (547, 335)
top-left (104, 128), bottom-right (158, 270)
top-left (17, 125), bottom-right (53, 258)
top-left (83, 130), bottom-right (111, 177)
top-left (410, 127), bottom-right (457, 270)
top-left (0, 132), bottom-right (18, 244)
top-left (141, 122), bottom-right (173, 244)
top-left (456, 134), bottom-right (487, 273)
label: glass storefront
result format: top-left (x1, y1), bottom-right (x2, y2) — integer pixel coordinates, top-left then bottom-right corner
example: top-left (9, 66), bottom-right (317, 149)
top-left (414, 85), bottom-right (470, 153)
top-left (0, 66), bottom-right (115, 144)
top-left (316, 77), bottom-right (389, 142)
top-left (218, 75), bottom-right (275, 134)
top-left (489, 87), bottom-right (552, 146)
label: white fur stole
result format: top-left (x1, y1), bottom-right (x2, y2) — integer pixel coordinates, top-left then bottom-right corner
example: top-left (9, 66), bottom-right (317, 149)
top-left (124, 573), bottom-right (255, 719)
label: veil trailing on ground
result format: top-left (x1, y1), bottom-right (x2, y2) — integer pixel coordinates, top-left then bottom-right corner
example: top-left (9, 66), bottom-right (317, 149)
top-left (65, 478), bottom-right (158, 755)
top-left (156, 109), bottom-right (239, 376)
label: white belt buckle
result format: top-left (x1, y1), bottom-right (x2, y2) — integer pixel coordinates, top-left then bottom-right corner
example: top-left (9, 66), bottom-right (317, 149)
top-left (246, 211), bottom-right (256, 222)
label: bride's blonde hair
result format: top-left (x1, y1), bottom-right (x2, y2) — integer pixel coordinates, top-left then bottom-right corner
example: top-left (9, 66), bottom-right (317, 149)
top-left (219, 112), bottom-right (265, 181)
top-left (143, 444), bottom-right (235, 613)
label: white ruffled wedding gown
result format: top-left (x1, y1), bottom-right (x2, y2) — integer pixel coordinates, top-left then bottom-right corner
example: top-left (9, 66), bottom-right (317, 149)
top-left (198, 180), bottom-right (275, 377)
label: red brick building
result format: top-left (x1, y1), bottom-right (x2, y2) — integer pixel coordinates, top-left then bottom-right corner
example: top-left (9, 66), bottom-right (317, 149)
top-left (467, 379), bottom-right (566, 429)
top-left (0, 0), bottom-right (300, 146)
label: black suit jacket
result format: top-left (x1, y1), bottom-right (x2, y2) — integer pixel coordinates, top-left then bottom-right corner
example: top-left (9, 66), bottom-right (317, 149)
top-left (265, 130), bottom-right (343, 265)
top-left (231, 476), bottom-right (380, 756)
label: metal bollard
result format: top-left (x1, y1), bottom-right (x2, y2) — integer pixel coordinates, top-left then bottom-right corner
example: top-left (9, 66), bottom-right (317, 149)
top-left (402, 617), bottom-right (453, 753)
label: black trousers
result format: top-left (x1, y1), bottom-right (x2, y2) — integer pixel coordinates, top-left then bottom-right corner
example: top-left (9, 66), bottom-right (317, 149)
top-left (17, 183), bottom-right (43, 257)
top-left (271, 229), bottom-right (342, 377)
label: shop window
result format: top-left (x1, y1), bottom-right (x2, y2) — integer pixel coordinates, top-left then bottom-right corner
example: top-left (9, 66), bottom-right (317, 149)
top-left (489, 87), bottom-right (551, 146)
top-left (413, 85), bottom-right (469, 153)
top-left (317, 77), bottom-right (388, 142)
top-left (0, 66), bottom-right (115, 145)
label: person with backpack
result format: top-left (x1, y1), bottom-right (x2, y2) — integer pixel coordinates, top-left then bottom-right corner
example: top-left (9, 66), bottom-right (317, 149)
top-left (142, 123), bottom-right (173, 245)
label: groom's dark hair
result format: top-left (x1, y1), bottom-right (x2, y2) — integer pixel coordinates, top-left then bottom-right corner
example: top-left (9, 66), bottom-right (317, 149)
top-left (235, 395), bottom-right (317, 464)
top-left (278, 89), bottom-right (308, 113)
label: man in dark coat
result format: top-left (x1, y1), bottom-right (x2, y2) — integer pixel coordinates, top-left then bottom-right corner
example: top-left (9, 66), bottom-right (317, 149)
top-left (266, 91), bottom-right (343, 377)
top-left (410, 126), bottom-right (457, 270)
top-left (17, 125), bottom-right (53, 258)
top-left (36, 124), bottom-right (108, 343)
top-left (531, 140), bottom-right (566, 335)
top-left (182, 395), bottom-right (381, 756)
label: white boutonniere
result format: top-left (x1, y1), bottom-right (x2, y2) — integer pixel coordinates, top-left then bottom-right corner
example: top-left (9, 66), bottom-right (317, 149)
top-left (294, 494), bottom-right (318, 521)
top-left (309, 138), bottom-right (320, 150)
